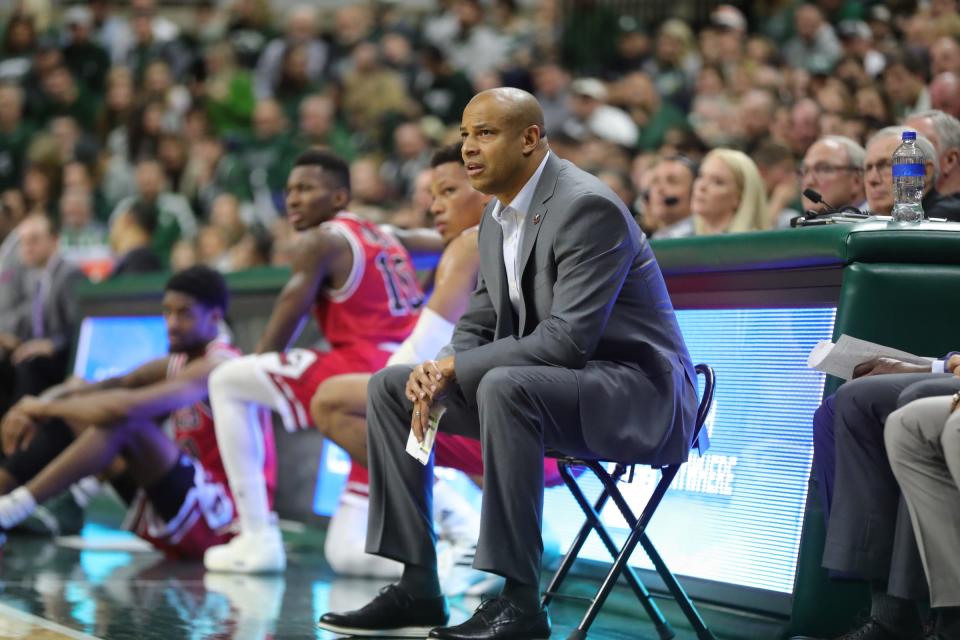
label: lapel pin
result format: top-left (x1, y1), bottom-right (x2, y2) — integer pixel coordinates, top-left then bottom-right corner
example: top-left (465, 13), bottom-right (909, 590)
top-left (533, 213), bottom-right (541, 225)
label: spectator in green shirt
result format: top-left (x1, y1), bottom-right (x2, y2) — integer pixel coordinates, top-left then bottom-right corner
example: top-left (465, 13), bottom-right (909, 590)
top-left (110, 159), bottom-right (197, 264)
top-left (203, 42), bottom-right (255, 137)
top-left (0, 13), bottom-right (37, 85)
top-left (274, 43), bottom-right (324, 125)
top-left (617, 72), bottom-right (690, 151)
top-left (297, 95), bottom-right (357, 162)
top-left (34, 65), bottom-right (98, 130)
top-left (61, 7), bottom-right (111, 94)
top-left (230, 100), bottom-right (300, 211)
top-left (0, 84), bottom-right (32, 191)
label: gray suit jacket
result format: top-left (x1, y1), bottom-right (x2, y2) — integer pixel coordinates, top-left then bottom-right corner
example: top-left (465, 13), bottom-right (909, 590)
top-left (0, 230), bottom-right (24, 335)
top-left (11, 256), bottom-right (86, 353)
top-left (444, 153), bottom-right (697, 466)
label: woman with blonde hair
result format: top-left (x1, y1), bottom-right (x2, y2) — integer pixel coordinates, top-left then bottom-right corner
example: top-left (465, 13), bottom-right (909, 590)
top-left (690, 148), bottom-right (770, 235)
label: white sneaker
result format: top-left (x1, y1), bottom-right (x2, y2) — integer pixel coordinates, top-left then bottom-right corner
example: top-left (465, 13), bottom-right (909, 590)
top-left (204, 527), bottom-right (286, 573)
top-left (437, 539), bottom-right (504, 597)
top-left (325, 493), bottom-right (402, 578)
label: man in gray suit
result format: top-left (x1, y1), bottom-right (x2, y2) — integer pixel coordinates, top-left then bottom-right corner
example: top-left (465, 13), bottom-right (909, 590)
top-left (885, 392), bottom-right (960, 639)
top-left (0, 214), bottom-right (85, 404)
top-left (319, 88), bottom-right (696, 640)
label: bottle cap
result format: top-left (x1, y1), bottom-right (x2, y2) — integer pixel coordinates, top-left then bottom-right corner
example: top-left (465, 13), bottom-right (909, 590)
top-left (902, 131), bottom-right (917, 140)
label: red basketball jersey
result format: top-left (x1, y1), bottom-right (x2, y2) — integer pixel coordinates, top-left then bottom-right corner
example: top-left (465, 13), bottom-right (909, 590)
top-left (166, 340), bottom-right (277, 504)
top-left (314, 212), bottom-right (424, 349)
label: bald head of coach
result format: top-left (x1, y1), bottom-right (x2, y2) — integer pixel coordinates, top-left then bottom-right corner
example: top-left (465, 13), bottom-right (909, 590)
top-left (319, 88), bottom-right (698, 640)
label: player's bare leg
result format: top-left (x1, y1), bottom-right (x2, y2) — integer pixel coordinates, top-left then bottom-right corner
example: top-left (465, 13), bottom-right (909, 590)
top-left (204, 355), bottom-right (285, 573)
top-left (311, 374), bottom-right (371, 465)
top-left (0, 417), bottom-right (179, 530)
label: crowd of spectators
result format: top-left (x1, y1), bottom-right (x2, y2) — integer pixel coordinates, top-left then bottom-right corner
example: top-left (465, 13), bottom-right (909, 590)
top-left (1, 0), bottom-right (960, 283)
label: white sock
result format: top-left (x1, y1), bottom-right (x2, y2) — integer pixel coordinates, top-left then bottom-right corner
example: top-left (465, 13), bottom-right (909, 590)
top-left (0, 487), bottom-right (37, 529)
top-left (209, 356), bottom-right (276, 535)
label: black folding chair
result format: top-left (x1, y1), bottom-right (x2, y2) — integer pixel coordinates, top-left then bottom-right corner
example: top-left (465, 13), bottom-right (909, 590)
top-left (542, 363), bottom-right (717, 640)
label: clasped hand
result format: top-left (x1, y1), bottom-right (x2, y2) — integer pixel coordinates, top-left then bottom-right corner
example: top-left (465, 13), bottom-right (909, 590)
top-left (0, 396), bottom-right (46, 455)
top-left (405, 356), bottom-right (454, 442)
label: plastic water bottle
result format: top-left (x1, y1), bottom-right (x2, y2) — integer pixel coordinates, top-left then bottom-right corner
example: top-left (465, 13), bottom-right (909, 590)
top-left (891, 131), bottom-right (925, 223)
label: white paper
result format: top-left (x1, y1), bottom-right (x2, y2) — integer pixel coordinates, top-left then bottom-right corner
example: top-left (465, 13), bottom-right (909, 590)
top-left (807, 334), bottom-right (933, 380)
top-left (406, 406), bottom-right (447, 465)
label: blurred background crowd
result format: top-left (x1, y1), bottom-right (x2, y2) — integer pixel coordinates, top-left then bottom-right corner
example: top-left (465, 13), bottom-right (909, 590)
top-left (1, 0), bottom-right (959, 282)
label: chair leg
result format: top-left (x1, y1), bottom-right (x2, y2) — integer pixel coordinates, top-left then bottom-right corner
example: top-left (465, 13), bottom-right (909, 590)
top-left (542, 464), bottom-right (632, 598)
top-left (571, 499), bottom-right (660, 639)
top-left (542, 475), bottom-right (608, 606)
top-left (599, 466), bottom-right (716, 640)
top-left (640, 534), bottom-right (717, 640)
top-left (558, 463), bottom-right (673, 640)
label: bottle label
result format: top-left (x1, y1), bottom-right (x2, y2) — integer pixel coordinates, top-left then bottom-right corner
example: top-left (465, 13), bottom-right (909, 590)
top-left (893, 163), bottom-right (924, 177)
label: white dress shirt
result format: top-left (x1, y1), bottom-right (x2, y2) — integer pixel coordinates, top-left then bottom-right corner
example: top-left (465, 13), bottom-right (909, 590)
top-left (491, 152), bottom-right (551, 315)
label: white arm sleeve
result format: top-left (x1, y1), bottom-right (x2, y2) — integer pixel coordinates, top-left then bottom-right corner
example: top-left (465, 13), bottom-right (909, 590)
top-left (386, 307), bottom-right (457, 366)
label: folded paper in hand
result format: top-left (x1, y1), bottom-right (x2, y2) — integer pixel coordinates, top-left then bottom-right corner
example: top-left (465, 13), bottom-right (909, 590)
top-left (807, 334), bottom-right (933, 380)
top-left (406, 406), bottom-right (447, 465)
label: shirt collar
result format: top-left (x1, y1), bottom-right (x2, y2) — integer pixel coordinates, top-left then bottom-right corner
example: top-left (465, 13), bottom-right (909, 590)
top-left (492, 151), bottom-right (551, 221)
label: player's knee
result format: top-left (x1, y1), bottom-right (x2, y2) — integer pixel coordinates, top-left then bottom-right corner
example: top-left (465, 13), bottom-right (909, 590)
top-left (310, 385), bottom-right (339, 436)
top-left (208, 361), bottom-right (233, 397)
top-left (208, 357), bottom-right (249, 398)
top-left (105, 420), bottom-right (139, 451)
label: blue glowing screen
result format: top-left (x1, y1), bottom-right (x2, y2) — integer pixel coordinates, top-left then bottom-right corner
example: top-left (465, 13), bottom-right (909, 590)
top-left (543, 307), bottom-right (837, 594)
top-left (73, 316), bottom-right (169, 381)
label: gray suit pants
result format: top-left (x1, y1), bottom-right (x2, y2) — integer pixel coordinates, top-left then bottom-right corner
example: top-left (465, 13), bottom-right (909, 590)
top-left (823, 373), bottom-right (960, 599)
top-left (887, 395), bottom-right (960, 607)
top-left (365, 364), bottom-right (594, 586)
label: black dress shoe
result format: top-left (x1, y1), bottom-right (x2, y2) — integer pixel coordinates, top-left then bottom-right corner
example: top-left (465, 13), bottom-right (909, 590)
top-left (428, 597), bottom-right (551, 640)
top-left (790, 619), bottom-right (923, 640)
top-left (318, 584), bottom-right (449, 638)
top-left (834, 619), bottom-right (922, 640)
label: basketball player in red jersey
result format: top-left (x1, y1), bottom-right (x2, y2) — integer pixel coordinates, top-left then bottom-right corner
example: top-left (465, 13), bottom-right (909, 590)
top-left (203, 150), bottom-right (425, 573)
top-left (0, 267), bottom-right (275, 558)
top-left (310, 144), bottom-right (490, 585)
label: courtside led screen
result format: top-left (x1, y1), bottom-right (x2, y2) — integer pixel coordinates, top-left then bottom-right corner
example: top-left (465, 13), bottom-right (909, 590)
top-left (73, 316), bottom-right (169, 381)
top-left (543, 307), bottom-right (837, 595)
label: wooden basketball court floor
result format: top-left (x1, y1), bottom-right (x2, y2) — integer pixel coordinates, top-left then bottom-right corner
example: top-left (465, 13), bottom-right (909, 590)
top-left (0, 509), bottom-right (786, 639)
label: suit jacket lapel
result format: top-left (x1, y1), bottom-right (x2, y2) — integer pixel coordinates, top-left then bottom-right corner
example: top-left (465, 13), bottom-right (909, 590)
top-left (517, 154), bottom-right (561, 335)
